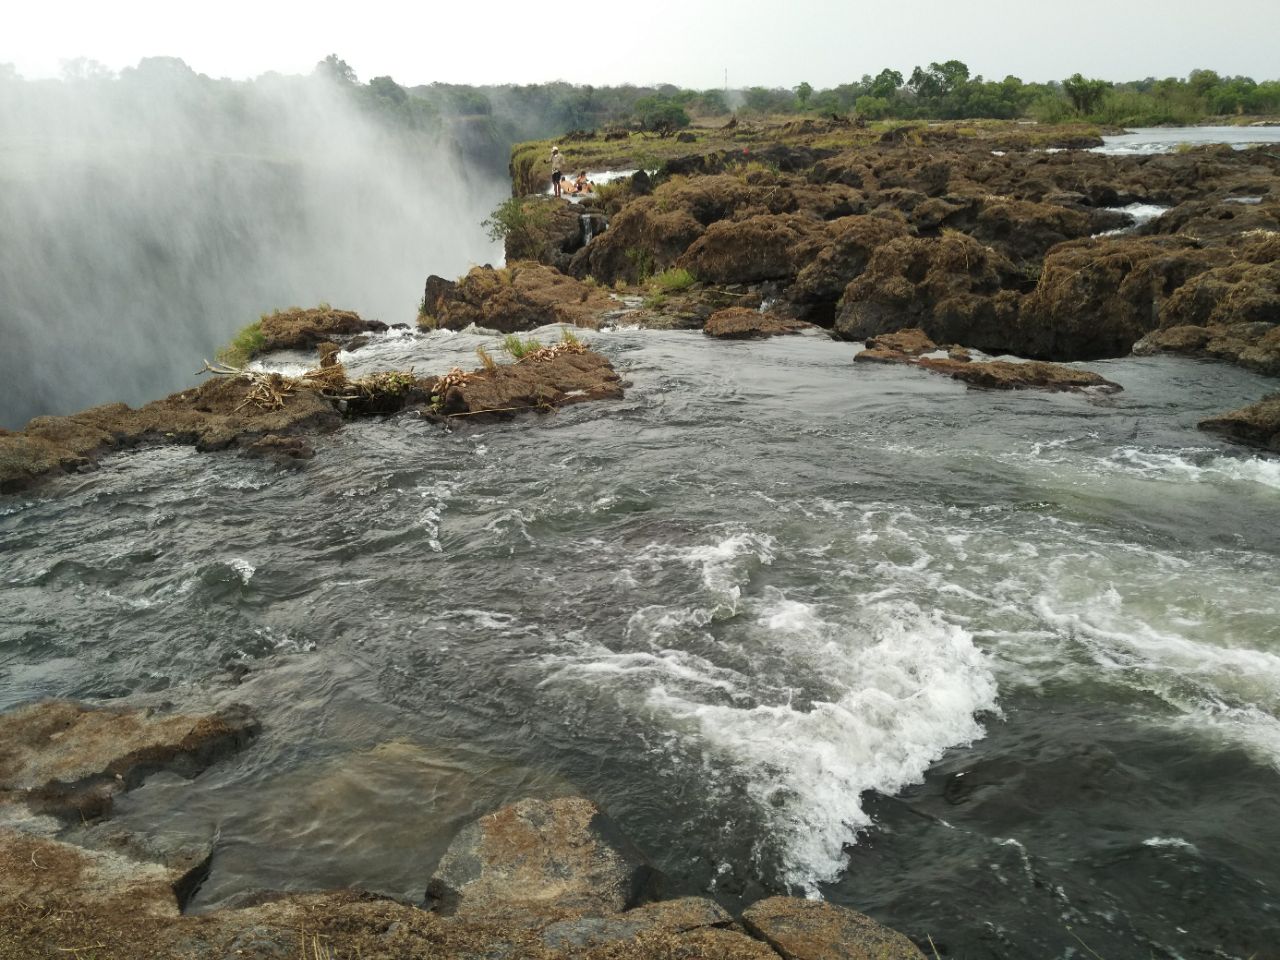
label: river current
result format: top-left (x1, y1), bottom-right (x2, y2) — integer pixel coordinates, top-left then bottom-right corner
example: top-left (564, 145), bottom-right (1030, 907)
top-left (2, 322), bottom-right (1278, 958)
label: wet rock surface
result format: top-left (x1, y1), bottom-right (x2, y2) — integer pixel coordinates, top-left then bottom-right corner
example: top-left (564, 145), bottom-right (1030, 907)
top-left (1199, 392), bottom-right (1280, 451)
top-left (425, 796), bottom-right (660, 920)
top-left (854, 329), bottom-right (1123, 393)
top-left (0, 708), bottom-right (922, 960)
top-left (0, 700), bottom-right (258, 822)
top-left (741, 897), bottom-right (927, 960)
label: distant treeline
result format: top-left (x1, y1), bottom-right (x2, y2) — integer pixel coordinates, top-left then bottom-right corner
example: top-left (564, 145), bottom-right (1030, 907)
top-left (5, 55), bottom-right (1279, 157)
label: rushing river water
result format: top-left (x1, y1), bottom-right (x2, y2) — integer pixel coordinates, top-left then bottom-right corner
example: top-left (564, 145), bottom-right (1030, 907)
top-left (2, 323), bottom-right (1278, 959)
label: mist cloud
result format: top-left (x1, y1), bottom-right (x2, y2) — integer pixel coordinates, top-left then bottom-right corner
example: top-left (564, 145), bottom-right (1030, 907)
top-left (0, 59), bottom-right (505, 428)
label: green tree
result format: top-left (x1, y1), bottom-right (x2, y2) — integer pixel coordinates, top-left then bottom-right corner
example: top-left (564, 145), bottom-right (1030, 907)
top-left (794, 81), bottom-right (813, 108)
top-left (1062, 73), bottom-right (1111, 114)
top-left (869, 68), bottom-right (903, 100)
top-left (316, 54), bottom-right (357, 85)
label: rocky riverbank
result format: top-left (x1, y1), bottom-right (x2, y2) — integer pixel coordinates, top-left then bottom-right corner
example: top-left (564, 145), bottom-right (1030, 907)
top-left (0, 699), bottom-right (925, 959)
top-left (451, 118), bottom-right (1279, 445)
top-left (0, 308), bottom-right (626, 493)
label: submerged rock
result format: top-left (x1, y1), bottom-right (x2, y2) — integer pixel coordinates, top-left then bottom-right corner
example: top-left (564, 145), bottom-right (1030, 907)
top-left (424, 795), bottom-right (661, 920)
top-left (741, 897), bottom-right (927, 960)
top-left (1199, 393), bottom-right (1280, 451)
top-left (0, 700), bottom-right (257, 822)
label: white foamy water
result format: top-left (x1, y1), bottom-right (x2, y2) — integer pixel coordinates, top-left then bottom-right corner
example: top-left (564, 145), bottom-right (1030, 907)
top-left (1096, 202), bottom-right (1170, 236)
top-left (1094, 126), bottom-right (1280, 155)
top-left (649, 602), bottom-right (997, 893)
top-left (542, 530), bottom-right (999, 892)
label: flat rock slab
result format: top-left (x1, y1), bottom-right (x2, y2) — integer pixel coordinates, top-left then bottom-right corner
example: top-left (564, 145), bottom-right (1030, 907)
top-left (425, 796), bottom-right (660, 920)
top-left (741, 897), bottom-right (926, 960)
top-left (0, 700), bottom-right (258, 821)
top-left (855, 328), bottom-right (1122, 393)
top-left (540, 896), bottom-right (732, 951)
top-left (704, 307), bottom-right (814, 339)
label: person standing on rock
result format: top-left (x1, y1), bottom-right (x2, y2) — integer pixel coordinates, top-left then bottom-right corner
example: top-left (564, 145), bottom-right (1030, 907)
top-left (550, 146), bottom-right (563, 198)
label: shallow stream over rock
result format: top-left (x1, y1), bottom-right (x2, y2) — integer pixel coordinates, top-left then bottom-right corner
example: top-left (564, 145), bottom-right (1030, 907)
top-left (2, 327), bottom-right (1279, 958)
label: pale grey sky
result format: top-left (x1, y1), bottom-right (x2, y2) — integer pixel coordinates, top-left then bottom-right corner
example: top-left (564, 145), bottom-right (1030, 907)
top-left (6, 0), bottom-right (1278, 88)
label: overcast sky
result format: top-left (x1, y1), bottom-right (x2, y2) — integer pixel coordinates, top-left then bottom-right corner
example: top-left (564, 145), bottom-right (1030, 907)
top-left (6, 0), bottom-right (1278, 88)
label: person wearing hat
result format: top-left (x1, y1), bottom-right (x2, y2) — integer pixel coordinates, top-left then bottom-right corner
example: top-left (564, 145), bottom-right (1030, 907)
top-left (550, 146), bottom-right (564, 198)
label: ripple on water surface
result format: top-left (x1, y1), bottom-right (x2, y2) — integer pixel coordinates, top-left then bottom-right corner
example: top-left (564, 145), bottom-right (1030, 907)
top-left (1, 328), bottom-right (1278, 957)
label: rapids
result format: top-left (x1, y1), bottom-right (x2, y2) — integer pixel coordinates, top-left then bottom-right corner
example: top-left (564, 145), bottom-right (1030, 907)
top-left (2, 324), bottom-right (1278, 958)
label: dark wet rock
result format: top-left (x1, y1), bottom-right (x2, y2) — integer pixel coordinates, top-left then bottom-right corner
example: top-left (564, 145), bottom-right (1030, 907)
top-left (257, 306), bottom-right (387, 355)
top-left (243, 433), bottom-right (316, 464)
top-left (1017, 236), bottom-right (1230, 360)
top-left (0, 700), bottom-right (258, 822)
top-left (1199, 393), bottom-right (1280, 451)
top-left (434, 346), bottom-right (626, 419)
top-left (0, 374), bottom-right (341, 493)
top-left (834, 233), bottom-right (1021, 352)
top-left (424, 796), bottom-right (660, 920)
top-left (1142, 195), bottom-right (1280, 242)
top-left (704, 308), bottom-right (814, 339)
top-left (678, 214), bottom-right (825, 285)
top-left (741, 897), bottom-right (927, 960)
top-left (788, 215), bottom-right (912, 306)
top-left (420, 262), bottom-right (617, 332)
top-left (854, 329), bottom-right (1122, 393)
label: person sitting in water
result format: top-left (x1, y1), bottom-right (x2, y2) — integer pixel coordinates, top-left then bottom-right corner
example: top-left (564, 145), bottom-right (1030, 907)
top-left (568, 171), bottom-right (593, 195)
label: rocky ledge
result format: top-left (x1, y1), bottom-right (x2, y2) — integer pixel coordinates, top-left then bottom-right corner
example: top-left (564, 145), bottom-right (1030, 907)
top-left (0, 699), bottom-right (925, 960)
top-left (506, 125), bottom-right (1280, 376)
top-left (1198, 392), bottom-right (1280, 451)
top-left (0, 325), bottom-right (625, 493)
top-left (855, 329), bottom-right (1123, 393)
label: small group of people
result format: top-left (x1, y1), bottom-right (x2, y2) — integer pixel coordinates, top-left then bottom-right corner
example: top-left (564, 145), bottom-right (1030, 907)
top-left (550, 146), bottom-right (593, 198)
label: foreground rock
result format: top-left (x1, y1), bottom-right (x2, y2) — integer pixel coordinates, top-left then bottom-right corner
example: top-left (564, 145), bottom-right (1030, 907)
top-left (434, 344), bottom-right (626, 418)
top-left (425, 796), bottom-right (660, 920)
top-left (0, 700), bottom-right (258, 822)
top-left (855, 329), bottom-right (1123, 393)
top-left (742, 898), bottom-right (926, 960)
top-left (1198, 393), bottom-right (1280, 451)
top-left (422, 262), bottom-right (617, 332)
top-left (704, 307), bottom-right (815, 339)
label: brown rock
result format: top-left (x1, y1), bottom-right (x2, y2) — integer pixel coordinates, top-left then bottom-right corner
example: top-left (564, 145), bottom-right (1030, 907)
top-left (424, 796), bottom-right (660, 920)
top-left (1018, 236), bottom-right (1229, 360)
top-left (788, 215), bottom-right (912, 305)
top-left (0, 700), bottom-right (257, 822)
top-left (1199, 393), bottom-right (1280, 451)
top-left (704, 308), bottom-right (812, 339)
top-left (917, 357), bottom-right (1123, 393)
top-left (861, 328), bottom-right (939, 357)
top-left (438, 348), bottom-right (625, 418)
top-left (834, 233), bottom-right (1021, 351)
top-left (678, 214), bottom-right (825, 285)
top-left (257, 306), bottom-right (387, 354)
top-left (422, 262), bottom-right (616, 333)
top-left (740, 897), bottom-right (926, 960)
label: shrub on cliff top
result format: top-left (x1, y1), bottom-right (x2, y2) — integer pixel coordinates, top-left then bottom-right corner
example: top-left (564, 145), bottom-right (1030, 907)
top-left (216, 320), bottom-right (266, 367)
top-left (482, 197), bottom-right (553, 261)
